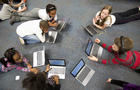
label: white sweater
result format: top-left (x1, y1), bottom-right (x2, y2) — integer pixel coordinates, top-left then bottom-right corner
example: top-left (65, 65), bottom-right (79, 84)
top-left (16, 20), bottom-right (45, 43)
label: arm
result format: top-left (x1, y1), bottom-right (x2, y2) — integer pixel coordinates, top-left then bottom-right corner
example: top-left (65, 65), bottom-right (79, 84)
top-left (6, 4), bottom-right (16, 12)
top-left (94, 23), bottom-right (108, 30)
top-left (88, 55), bottom-right (119, 65)
top-left (95, 38), bottom-right (113, 53)
top-left (98, 41), bottom-right (113, 53)
top-left (0, 63), bottom-right (16, 72)
top-left (17, 6), bottom-right (27, 13)
top-left (36, 33), bottom-right (46, 43)
top-left (93, 18), bottom-right (108, 30)
top-left (48, 21), bottom-right (58, 27)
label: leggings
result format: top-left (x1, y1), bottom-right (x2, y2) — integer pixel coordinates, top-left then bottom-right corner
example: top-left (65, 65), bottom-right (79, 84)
top-left (111, 79), bottom-right (129, 87)
top-left (135, 69), bottom-right (140, 73)
top-left (113, 7), bottom-right (140, 24)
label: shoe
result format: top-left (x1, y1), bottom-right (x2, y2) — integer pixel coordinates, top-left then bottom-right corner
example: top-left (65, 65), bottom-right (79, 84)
top-left (10, 16), bottom-right (20, 25)
top-left (18, 37), bottom-right (25, 45)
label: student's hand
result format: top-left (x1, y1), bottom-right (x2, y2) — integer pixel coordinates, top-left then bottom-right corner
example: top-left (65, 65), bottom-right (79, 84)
top-left (93, 18), bottom-right (97, 25)
top-left (45, 64), bottom-right (51, 72)
top-left (95, 38), bottom-right (101, 44)
top-left (106, 78), bottom-right (112, 83)
top-left (27, 63), bottom-right (32, 69)
top-left (52, 75), bottom-right (59, 84)
top-left (30, 68), bottom-right (39, 74)
top-left (96, 15), bottom-right (100, 20)
top-left (88, 56), bottom-right (98, 62)
top-left (48, 22), bottom-right (58, 27)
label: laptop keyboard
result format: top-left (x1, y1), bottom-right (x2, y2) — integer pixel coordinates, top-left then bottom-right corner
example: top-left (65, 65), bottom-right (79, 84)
top-left (77, 66), bottom-right (91, 82)
top-left (50, 68), bottom-right (65, 74)
top-left (92, 44), bottom-right (100, 57)
top-left (37, 51), bottom-right (43, 65)
top-left (87, 25), bottom-right (97, 34)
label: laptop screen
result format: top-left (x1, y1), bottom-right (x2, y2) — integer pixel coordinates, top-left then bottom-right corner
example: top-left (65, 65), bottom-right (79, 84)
top-left (49, 59), bottom-right (65, 66)
top-left (85, 39), bottom-right (93, 56)
top-left (71, 59), bottom-right (85, 77)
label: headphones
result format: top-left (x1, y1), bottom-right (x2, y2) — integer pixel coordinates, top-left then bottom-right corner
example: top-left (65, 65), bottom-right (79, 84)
top-left (120, 36), bottom-right (125, 53)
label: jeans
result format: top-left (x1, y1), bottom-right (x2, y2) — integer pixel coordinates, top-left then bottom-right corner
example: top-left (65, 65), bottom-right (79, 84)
top-left (113, 7), bottom-right (140, 24)
top-left (22, 35), bottom-right (41, 44)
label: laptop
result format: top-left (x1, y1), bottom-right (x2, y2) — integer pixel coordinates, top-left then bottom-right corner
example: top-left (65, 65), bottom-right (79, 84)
top-left (48, 59), bottom-right (66, 79)
top-left (85, 38), bottom-right (103, 59)
top-left (33, 46), bottom-right (45, 67)
top-left (46, 31), bottom-right (58, 43)
top-left (82, 25), bottom-right (99, 36)
top-left (57, 20), bottom-right (67, 32)
top-left (71, 59), bottom-right (95, 86)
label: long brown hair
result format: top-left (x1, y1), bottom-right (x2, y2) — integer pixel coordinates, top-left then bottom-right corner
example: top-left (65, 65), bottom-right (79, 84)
top-left (96, 5), bottom-right (112, 26)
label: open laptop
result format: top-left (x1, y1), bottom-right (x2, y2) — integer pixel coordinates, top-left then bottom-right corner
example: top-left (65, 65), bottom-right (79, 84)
top-left (71, 59), bottom-right (95, 86)
top-left (33, 46), bottom-right (45, 67)
top-left (46, 31), bottom-right (58, 43)
top-left (85, 38), bottom-right (103, 59)
top-left (57, 20), bottom-right (67, 32)
top-left (82, 25), bottom-right (100, 36)
top-left (48, 59), bottom-right (66, 79)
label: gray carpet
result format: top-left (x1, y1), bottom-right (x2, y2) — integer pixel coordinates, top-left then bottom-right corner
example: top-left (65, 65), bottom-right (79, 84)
top-left (0, 0), bottom-right (140, 90)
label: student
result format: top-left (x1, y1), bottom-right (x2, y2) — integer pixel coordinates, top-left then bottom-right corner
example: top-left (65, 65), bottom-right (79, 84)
top-left (0, 0), bottom-right (27, 21)
top-left (10, 3), bottom-right (58, 27)
top-left (22, 65), bottom-right (61, 90)
top-left (106, 78), bottom-right (140, 90)
top-left (0, 48), bottom-right (32, 72)
top-left (88, 36), bottom-right (140, 73)
top-left (93, 5), bottom-right (140, 30)
top-left (16, 20), bottom-right (49, 45)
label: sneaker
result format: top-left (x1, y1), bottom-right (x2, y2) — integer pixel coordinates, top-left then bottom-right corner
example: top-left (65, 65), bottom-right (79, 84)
top-left (19, 37), bottom-right (25, 45)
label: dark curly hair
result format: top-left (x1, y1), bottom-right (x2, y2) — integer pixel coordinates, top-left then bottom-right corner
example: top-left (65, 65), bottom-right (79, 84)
top-left (22, 72), bottom-right (47, 90)
top-left (4, 48), bottom-right (18, 64)
top-left (46, 4), bottom-right (56, 13)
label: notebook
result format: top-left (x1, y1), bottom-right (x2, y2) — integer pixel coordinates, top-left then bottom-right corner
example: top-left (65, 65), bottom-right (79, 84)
top-left (33, 46), bottom-right (45, 67)
top-left (71, 59), bottom-right (95, 86)
top-left (85, 38), bottom-right (103, 59)
top-left (48, 59), bottom-right (66, 79)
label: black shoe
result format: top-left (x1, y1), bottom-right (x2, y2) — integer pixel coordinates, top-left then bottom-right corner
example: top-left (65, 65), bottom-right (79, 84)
top-left (10, 16), bottom-right (20, 25)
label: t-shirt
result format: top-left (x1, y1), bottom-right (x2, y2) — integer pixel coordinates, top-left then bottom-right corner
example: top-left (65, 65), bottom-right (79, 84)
top-left (16, 19), bottom-right (46, 43)
top-left (95, 11), bottom-right (116, 27)
top-left (38, 9), bottom-right (57, 21)
top-left (0, 4), bottom-right (15, 20)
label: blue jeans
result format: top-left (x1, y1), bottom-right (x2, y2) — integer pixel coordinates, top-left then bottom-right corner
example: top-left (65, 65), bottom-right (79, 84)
top-left (22, 35), bottom-right (41, 44)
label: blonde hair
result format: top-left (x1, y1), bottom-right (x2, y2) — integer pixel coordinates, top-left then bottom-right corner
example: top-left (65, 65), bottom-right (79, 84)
top-left (96, 5), bottom-right (112, 26)
top-left (39, 20), bottom-right (49, 33)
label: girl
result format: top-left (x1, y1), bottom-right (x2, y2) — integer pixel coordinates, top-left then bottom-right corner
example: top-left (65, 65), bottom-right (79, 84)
top-left (93, 5), bottom-right (140, 30)
top-left (88, 36), bottom-right (140, 73)
top-left (106, 78), bottom-right (140, 90)
top-left (10, 4), bottom-right (58, 27)
top-left (0, 0), bottom-right (27, 20)
top-left (0, 48), bottom-right (32, 72)
top-left (22, 65), bottom-right (61, 90)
